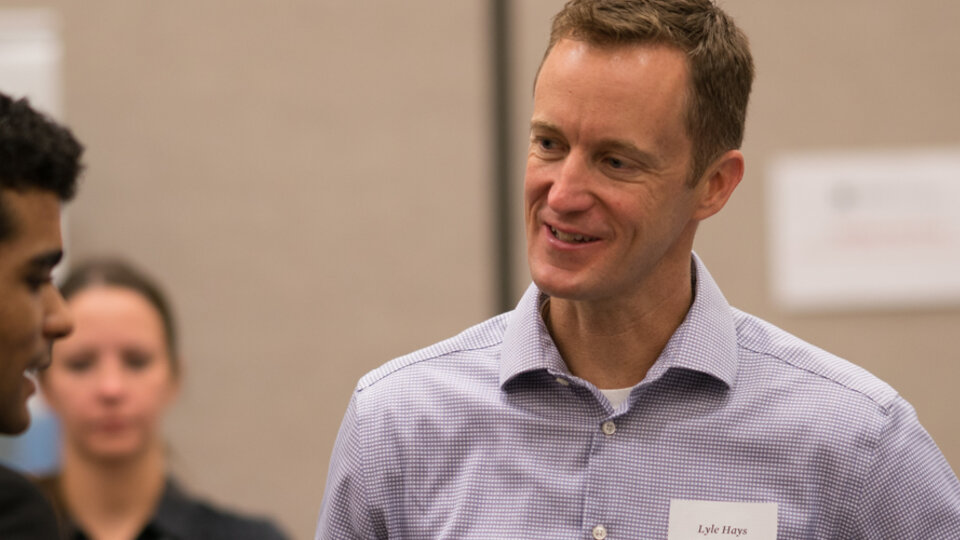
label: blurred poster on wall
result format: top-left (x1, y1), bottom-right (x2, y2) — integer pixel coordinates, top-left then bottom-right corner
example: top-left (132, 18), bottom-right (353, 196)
top-left (0, 8), bottom-right (63, 474)
top-left (767, 149), bottom-right (960, 312)
top-left (0, 8), bottom-right (61, 116)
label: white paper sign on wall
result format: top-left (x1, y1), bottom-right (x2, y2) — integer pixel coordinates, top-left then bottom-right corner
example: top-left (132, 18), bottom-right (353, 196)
top-left (767, 149), bottom-right (960, 311)
top-left (0, 9), bottom-right (61, 117)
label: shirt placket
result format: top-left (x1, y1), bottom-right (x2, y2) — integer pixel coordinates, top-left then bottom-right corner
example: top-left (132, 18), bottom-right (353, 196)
top-left (580, 390), bottom-right (629, 540)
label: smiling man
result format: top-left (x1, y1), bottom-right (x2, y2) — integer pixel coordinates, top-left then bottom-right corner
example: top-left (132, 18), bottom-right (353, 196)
top-left (0, 92), bottom-right (83, 539)
top-left (316, 1), bottom-right (960, 538)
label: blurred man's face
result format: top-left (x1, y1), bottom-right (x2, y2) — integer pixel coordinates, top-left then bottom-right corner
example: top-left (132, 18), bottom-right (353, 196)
top-left (0, 188), bottom-right (73, 434)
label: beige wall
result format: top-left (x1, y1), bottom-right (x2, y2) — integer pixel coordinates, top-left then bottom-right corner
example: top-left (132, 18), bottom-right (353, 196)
top-left (2, 1), bottom-right (493, 537)
top-left (1, 1), bottom-right (957, 538)
top-left (697, 0), bottom-right (960, 473)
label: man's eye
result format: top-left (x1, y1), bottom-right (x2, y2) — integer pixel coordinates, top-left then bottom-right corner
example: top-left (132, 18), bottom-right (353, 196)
top-left (602, 155), bottom-right (641, 174)
top-left (532, 136), bottom-right (562, 153)
top-left (25, 274), bottom-right (52, 291)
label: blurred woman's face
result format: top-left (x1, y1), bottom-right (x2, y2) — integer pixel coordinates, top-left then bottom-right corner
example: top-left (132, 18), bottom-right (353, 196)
top-left (42, 286), bottom-right (178, 462)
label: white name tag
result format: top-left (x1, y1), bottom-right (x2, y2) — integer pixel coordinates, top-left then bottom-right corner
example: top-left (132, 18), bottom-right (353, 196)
top-left (668, 499), bottom-right (778, 539)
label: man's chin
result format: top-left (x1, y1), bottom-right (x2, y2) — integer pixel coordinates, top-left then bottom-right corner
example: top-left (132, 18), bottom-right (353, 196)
top-left (532, 275), bottom-right (591, 303)
top-left (528, 257), bottom-right (601, 299)
top-left (0, 409), bottom-right (32, 436)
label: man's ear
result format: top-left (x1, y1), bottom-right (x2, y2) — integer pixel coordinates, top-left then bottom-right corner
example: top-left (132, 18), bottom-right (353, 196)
top-left (692, 149), bottom-right (744, 221)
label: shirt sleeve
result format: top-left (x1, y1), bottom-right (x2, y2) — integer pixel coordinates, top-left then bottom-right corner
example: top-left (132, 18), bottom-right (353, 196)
top-left (0, 467), bottom-right (60, 540)
top-left (315, 392), bottom-right (383, 540)
top-left (856, 396), bottom-right (960, 538)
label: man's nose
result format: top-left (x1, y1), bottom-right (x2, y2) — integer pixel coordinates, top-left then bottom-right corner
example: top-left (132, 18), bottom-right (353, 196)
top-left (43, 286), bottom-right (73, 341)
top-left (547, 153), bottom-right (595, 213)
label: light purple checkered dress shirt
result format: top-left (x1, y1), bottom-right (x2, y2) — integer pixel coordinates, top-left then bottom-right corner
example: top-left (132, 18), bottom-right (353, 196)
top-left (316, 255), bottom-right (960, 539)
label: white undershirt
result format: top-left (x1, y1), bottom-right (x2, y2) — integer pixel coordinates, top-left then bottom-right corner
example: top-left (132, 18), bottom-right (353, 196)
top-left (540, 296), bottom-right (637, 410)
top-left (599, 387), bottom-right (634, 410)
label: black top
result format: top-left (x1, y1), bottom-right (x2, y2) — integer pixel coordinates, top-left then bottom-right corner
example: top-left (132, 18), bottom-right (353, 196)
top-left (35, 475), bottom-right (287, 540)
top-left (0, 464), bottom-right (60, 540)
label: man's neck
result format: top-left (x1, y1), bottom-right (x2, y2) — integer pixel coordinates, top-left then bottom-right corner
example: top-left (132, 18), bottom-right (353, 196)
top-left (546, 263), bottom-right (694, 390)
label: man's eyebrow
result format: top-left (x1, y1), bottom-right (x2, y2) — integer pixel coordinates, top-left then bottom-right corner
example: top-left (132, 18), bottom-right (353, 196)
top-left (529, 120), bottom-right (562, 134)
top-left (28, 249), bottom-right (64, 271)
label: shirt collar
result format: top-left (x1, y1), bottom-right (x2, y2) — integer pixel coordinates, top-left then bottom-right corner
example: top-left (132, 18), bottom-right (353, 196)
top-left (150, 478), bottom-right (196, 539)
top-left (646, 253), bottom-right (739, 388)
top-left (499, 282), bottom-right (569, 386)
top-left (50, 476), bottom-right (189, 540)
top-left (499, 252), bottom-right (738, 389)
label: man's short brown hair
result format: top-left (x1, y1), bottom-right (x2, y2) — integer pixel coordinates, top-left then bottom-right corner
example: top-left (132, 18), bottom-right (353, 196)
top-left (542, 0), bottom-right (754, 184)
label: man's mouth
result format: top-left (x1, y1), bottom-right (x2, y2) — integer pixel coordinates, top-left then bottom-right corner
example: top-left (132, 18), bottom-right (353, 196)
top-left (549, 226), bottom-right (598, 244)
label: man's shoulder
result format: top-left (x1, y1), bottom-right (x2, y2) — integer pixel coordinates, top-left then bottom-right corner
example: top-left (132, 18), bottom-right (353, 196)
top-left (356, 311), bottom-right (511, 393)
top-left (0, 465), bottom-right (60, 539)
top-left (0, 463), bottom-right (32, 490)
top-left (731, 308), bottom-right (899, 412)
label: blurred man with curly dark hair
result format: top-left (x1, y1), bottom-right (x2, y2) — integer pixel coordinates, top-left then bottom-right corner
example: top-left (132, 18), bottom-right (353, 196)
top-left (0, 91), bottom-right (83, 539)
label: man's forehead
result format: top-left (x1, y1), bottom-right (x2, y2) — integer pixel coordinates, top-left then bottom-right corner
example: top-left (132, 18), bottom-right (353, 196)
top-left (536, 40), bottom-right (691, 108)
top-left (0, 188), bottom-right (64, 256)
top-left (535, 41), bottom-right (691, 117)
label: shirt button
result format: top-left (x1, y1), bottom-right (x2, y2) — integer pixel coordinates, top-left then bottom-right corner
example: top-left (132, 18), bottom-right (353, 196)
top-left (555, 377), bottom-right (570, 386)
top-left (601, 420), bottom-right (617, 435)
top-left (592, 524), bottom-right (608, 539)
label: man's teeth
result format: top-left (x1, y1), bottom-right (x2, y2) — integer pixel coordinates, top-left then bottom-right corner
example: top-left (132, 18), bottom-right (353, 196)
top-left (550, 226), bottom-right (594, 243)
